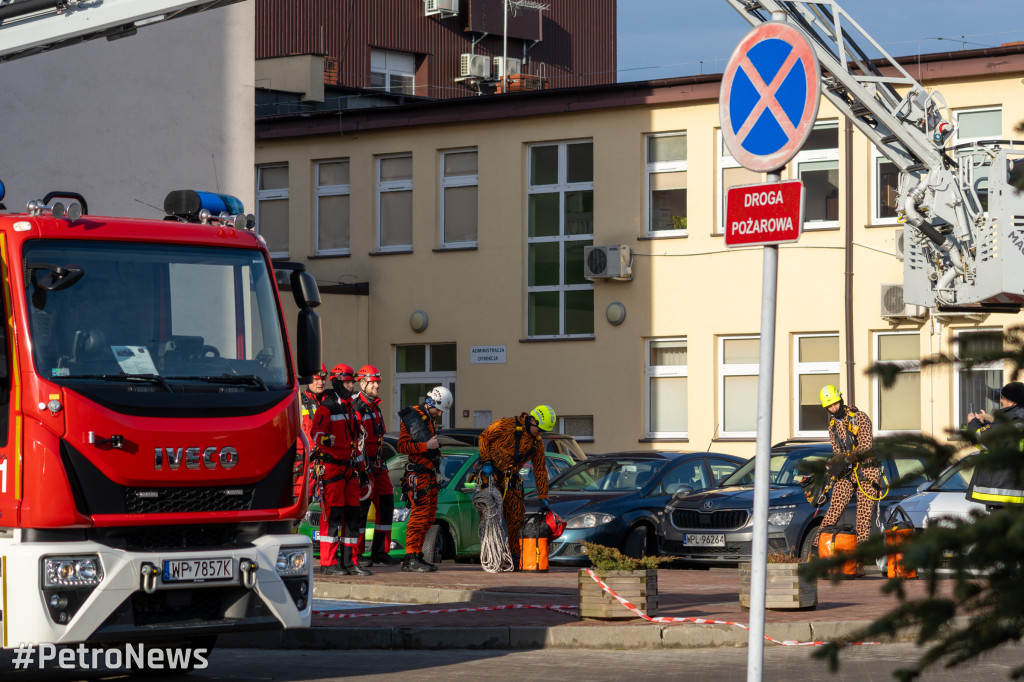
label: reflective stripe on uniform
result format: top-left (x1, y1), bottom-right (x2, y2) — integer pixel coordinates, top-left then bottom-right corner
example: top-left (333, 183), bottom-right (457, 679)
top-left (330, 414), bottom-right (351, 422)
top-left (970, 486), bottom-right (1024, 504)
top-left (319, 536), bottom-right (339, 544)
top-left (375, 524), bottom-right (392, 531)
top-left (342, 537), bottom-right (359, 545)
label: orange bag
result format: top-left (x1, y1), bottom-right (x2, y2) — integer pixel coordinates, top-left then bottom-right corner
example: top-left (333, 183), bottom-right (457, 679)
top-left (519, 537), bottom-right (549, 572)
top-left (885, 508), bottom-right (917, 579)
top-left (818, 526), bottom-right (858, 578)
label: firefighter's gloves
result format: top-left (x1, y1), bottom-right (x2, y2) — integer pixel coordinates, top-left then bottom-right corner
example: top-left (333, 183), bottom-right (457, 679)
top-left (539, 498), bottom-right (550, 512)
top-left (481, 462), bottom-right (494, 477)
top-left (318, 434), bottom-right (336, 447)
top-left (425, 436), bottom-right (439, 450)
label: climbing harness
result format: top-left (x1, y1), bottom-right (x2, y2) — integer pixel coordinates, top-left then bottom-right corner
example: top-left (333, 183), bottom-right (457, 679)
top-left (473, 484), bottom-right (515, 573)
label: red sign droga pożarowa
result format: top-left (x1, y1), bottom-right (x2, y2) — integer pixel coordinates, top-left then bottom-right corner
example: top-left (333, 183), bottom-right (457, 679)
top-left (724, 180), bottom-right (804, 247)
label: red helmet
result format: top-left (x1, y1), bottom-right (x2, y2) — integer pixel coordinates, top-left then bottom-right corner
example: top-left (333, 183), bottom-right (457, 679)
top-left (545, 510), bottom-right (566, 540)
top-left (313, 364), bottom-right (329, 379)
top-left (331, 363), bottom-right (355, 381)
top-left (357, 365), bottom-right (381, 381)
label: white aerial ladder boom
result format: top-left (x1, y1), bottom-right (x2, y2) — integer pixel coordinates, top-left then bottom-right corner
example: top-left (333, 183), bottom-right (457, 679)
top-left (0, 0), bottom-right (245, 63)
top-left (723, 0), bottom-right (1024, 310)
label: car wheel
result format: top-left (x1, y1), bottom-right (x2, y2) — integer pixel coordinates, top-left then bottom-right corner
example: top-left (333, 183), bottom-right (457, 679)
top-left (622, 525), bottom-right (651, 559)
top-left (422, 524), bottom-right (450, 564)
top-left (799, 525), bottom-right (820, 561)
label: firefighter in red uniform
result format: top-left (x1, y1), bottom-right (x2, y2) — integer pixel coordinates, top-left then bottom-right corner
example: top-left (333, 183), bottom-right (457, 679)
top-left (398, 386), bottom-right (453, 573)
top-left (353, 365), bottom-right (400, 566)
top-left (310, 387), bottom-right (372, 576)
top-left (330, 363), bottom-right (357, 400)
top-left (297, 366), bottom-right (332, 501)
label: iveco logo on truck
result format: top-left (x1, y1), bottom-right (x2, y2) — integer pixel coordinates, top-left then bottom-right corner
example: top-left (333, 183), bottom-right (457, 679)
top-left (155, 446), bottom-right (239, 470)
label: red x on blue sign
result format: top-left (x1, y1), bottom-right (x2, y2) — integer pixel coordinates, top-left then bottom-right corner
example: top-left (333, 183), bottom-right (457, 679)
top-left (720, 22), bottom-right (821, 173)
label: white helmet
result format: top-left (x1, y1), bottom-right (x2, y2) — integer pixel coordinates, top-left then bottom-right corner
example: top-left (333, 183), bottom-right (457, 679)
top-left (425, 386), bottom-right (453, 413)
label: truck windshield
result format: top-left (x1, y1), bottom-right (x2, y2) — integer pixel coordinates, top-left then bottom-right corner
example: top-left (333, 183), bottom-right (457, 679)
top-left (23, 241), bottom-right (290, 390)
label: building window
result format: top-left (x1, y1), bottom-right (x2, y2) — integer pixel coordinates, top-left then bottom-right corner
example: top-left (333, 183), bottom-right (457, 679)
top-left (793, 334), bottom-right (840, 436)
top-left (441, 149), bottom-right (478, 247)
top-left (526, 141), bottom-right (594, 338)
top-left (646, 338), bottom-right (688, 438)
top-left (377, 154), bottom-right (413, 252)
top-left (719, 336), bottom-right (759, 438)
top-left (315, 159), bottom-right (350, 255)
top-left (873, 332), bottom-right (921, 434)
top-left (558, 415), bottom-right (594, 442)
top-left (717, 131), bottom-right (762, 235)
top-left (792, 121), bottom-right (839, 228)
top-left (953, 328), bottom-right (1004, 429)
top-left (394, 343), bottom-right (457, 429)
top-left (871, 151), bottom-right (899, 224)
top-left (955, 107), bottom-right (1002, 213)
top-left (646, 133), bottom-right (687, 235)
top-left (370, 49), bottom-right (416, 96)
top-left (256, 164), bottom-right (289, 257)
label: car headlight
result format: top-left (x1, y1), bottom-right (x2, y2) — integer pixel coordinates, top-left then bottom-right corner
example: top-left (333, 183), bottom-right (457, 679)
top-left (43, 556), bottom-right (104, 588)
top-left (566, 513), bottom-right (614, 529)
top-left (393, 507), bottom-right (411, 523)
top-left (767, 505), bottom-right (797, 527)
top-left (276, 547), bottom-right (310, 577)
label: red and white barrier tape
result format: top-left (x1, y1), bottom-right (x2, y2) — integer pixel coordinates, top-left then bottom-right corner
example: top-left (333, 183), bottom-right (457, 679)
top-left (313, 603), bottom-right (579, 619)
top-left (583, 568), bottom-right (878, 647)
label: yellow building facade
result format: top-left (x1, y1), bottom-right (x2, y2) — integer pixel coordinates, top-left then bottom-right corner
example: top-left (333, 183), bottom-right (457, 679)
top-left (256, 45), bottom-right (1024, 457)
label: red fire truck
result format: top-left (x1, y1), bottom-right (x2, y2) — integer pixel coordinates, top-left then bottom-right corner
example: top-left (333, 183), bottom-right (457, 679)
top-left (0, 186), bottom-right (320, 652)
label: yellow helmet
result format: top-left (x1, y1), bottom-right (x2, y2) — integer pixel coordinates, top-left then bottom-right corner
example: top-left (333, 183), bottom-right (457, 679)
top-left (819, 385), bottom-right (843, 408)
top-left (530, 405), bottom-right (557, 431)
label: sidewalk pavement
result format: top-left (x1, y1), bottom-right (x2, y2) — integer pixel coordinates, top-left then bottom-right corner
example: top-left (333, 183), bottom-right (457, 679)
top-left (220, 561), bottom-right (959, 651)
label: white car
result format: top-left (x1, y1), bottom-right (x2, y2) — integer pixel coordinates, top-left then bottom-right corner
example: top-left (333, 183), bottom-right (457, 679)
top-left (891, 454), bottom-right (985, 530)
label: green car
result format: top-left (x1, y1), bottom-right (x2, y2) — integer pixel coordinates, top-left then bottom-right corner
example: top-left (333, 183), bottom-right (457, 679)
top-left (297, 445), bottom-right (576, 563)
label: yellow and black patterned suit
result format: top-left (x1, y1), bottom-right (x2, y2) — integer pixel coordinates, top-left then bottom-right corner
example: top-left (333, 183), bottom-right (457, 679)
top-left (478, 413), bottom-right (549, 557)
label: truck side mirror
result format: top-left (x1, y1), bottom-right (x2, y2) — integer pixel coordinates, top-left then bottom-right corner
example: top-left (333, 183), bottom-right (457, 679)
top-left (291, 270), bottom-right (321, 309)
top-left (295, 308), bottom-right (321, 383)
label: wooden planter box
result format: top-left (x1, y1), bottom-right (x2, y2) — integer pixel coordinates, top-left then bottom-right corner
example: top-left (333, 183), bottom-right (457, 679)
top-left (739, 563), bottom-right (817, 611)
top-left (577, 569), bottom-right (658, 620)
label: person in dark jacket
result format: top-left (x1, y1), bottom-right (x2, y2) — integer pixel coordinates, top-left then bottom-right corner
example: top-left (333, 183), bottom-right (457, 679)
top-left (966, 381), bottom-right (1024, 508)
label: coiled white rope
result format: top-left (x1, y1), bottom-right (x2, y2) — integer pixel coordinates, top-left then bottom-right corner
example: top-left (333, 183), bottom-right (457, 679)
top-left (473, 485), bottom-right (515, 573)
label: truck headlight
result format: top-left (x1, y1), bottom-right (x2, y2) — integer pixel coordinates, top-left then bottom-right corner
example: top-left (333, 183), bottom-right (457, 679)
top-left (566, 513), bottom-right (614, 529)
top-left (43, 556), bottom-right (103, 588)
top-left (276, 547), bottom-right (309, 577)
top-left (393, 507), bottom-right (410, 523)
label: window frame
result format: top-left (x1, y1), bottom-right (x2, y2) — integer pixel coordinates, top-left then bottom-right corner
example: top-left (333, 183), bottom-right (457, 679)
top-left (440, 148), bottom-right (479, 248)
top-left (872, 330), bottom-right (922, 435)
top-left (954, 106), bottom-right (1002, 144)
top-left (376, 153), bottom-right (414, 253)
top-left (870, 149), bottom-right (901, 226)
top-left (716, 130), bottom-right (763, 235)
top-left (952, 327), bottom-right (1004, 430)
top-left (525, 140), bottom-right (595, 339)
top-left (370, 49), bottom-right (416, 96)
top-left (255, 163), bottom-right (289, 259)
top-left (718, 335), bottom-right (760, 439)
top-left (790, 120), bottom-right (839, 230)
top-left (645, 132), bottom-right (688, 237)
top-left (645, 337), bottom-right (688, 439)
top-left (393, 343), bottom-right (457, 430)
top-left (314, 158), bottom-right (351, 256)
top-left (792, 333), bottom-right (840, 438)
top-left (557, 415), bottom-right (594, 443)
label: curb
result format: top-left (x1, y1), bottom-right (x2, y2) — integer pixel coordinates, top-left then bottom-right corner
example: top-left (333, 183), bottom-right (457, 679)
top-left (310, 579), bottom-right (573, 605)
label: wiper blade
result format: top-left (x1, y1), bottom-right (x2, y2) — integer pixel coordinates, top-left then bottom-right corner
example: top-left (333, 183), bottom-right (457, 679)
top-left (60, 373), bottom-right (174, 392)
top-left (175, 374), bottom-right (269, 391)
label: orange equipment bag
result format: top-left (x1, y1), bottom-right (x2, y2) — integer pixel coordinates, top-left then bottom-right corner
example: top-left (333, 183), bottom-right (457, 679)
top-left (818, 525), bottom-right (858, 578)
top-left (519, 512), bottom-right (551, 572)
top-left (884, 508), bottom-right (917, 579)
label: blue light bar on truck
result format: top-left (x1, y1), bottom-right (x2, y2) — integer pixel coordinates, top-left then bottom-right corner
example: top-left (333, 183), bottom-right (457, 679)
top-left (163, 189), bottom-right (254, 229)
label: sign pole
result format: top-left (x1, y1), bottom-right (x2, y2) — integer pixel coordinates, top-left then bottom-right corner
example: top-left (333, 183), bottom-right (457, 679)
top-left (747, 168), bottom-right (781, 682)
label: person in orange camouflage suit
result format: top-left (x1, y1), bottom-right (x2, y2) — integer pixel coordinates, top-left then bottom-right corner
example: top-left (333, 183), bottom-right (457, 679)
top-left (397, 386), bottom-right (453, 573)
top-left (478, 405), bottom-right (556, 569)
top-left (816, 385), bottom-right (882, 549)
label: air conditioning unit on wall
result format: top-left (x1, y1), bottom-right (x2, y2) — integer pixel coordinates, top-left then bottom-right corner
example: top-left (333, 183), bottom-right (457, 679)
top-left (584, 245), bottom-right (633, 280)
top-left (895, 229), bottom-right (906, 261)
top-left (881, 283), bottom-right (926, 320)
top-left (460, 54), bottom-right (490, 79)
top-left (425, 0), bottom-right (458, 17)
top-left (493, 56), bottom-right (521, 78)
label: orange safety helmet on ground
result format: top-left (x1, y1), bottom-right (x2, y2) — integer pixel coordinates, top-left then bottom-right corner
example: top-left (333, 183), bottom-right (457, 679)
top-left (356, 365), bottom-right (381, 381)
top-left (331, 364), bottom-right (355, 381)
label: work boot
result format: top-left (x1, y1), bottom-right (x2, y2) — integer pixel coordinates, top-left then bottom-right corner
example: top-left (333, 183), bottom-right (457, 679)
top-left (510, 554), bottom-right (521, 572)
top-left (320, 564), bottom-right (350, 576)
top-left (419, 552), bottom-right (438, 572)
top-left (358, 555), bottom-right (374, 568)
top-left (370, 552), bottom-right (401, 566)
top-left (348, 564), bottom-right (372, 576)
top-left (402, 553), bottom-right (434, 573)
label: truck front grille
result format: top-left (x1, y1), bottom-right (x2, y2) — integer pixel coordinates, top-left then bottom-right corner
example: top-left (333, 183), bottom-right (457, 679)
top-left (123, 486), bottom-right (255, 514)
